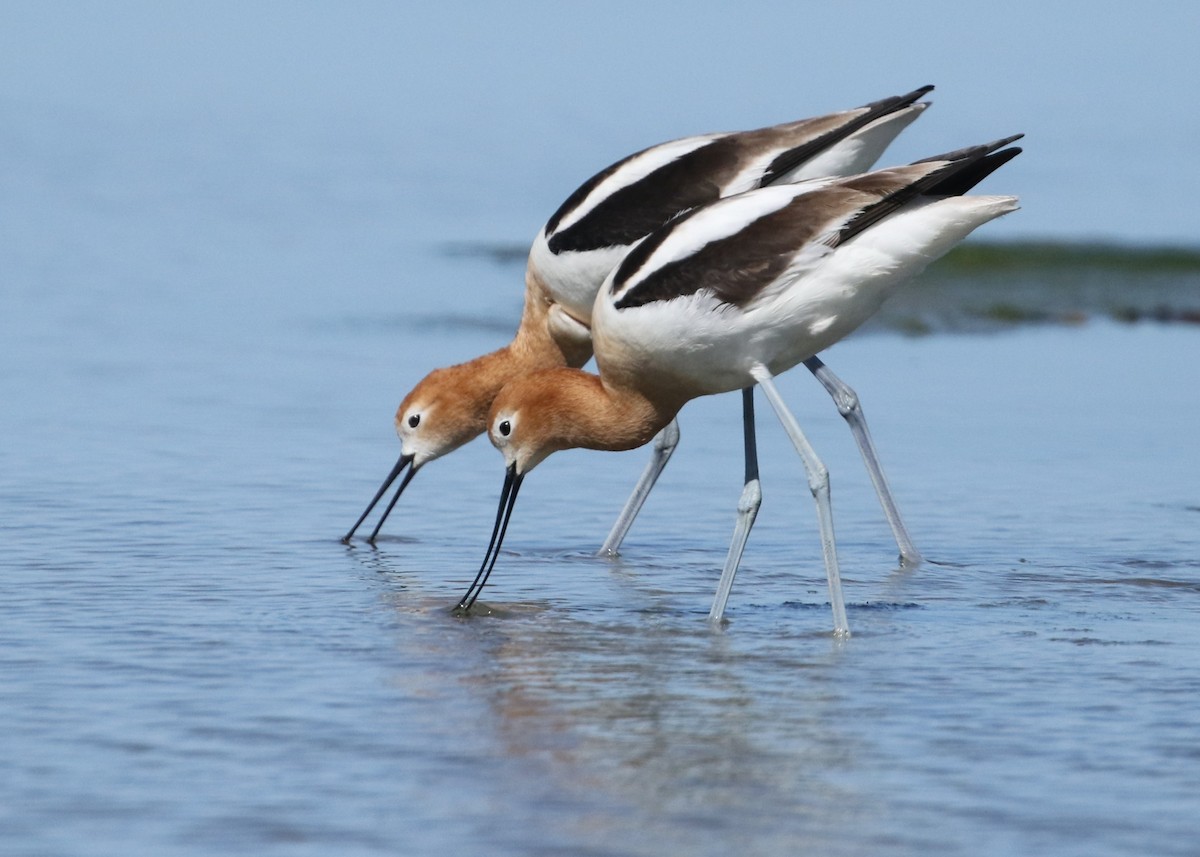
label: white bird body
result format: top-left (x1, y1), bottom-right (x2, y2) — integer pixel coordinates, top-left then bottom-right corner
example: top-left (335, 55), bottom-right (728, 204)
top-left (593, 187), bottom-right (1019, 397)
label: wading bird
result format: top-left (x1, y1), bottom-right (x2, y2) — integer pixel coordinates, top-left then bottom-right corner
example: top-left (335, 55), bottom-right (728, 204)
top-left (344, 87), bottom-right (935, 563)
top-left (463, 137), bottom-right (1022, 635)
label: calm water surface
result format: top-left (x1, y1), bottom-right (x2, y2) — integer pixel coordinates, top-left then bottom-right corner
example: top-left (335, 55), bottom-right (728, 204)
top-left (3, 106), bottom-right (1200, 857)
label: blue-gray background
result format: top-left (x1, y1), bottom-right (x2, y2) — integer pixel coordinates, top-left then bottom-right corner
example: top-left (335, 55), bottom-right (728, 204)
top-left (4, 1), bottom-right (1196, 245)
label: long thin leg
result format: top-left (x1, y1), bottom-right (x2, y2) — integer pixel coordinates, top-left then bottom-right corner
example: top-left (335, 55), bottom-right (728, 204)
top-left (597, 418), bottom-right (680, 556)
top-left (709, 387), bottom-right (762, 622)
top-left (804, 355), bottom-right (923, 567)
top-left (752, 366), bottom-right (850, 636)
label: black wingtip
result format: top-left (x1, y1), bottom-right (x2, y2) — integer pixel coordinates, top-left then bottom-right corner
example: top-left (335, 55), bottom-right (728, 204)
top-left (915, 133), bottom-right (1025, 166)
top-left (922, 137), bottom-right (1024, 198)
top-left (859, 84), bottom-right (936, 114)
top-left (930, 146), bottom-right (1023, 197)
top-left (899, 83), bottom-right (937, 104)
top-left (990, 132), bottom-right (1025, 150)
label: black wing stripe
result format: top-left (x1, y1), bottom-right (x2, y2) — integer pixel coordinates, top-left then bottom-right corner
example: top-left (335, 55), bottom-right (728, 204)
top-left (547, 137), bottom-right (741, 255)
top-left (613, 191), bottom-right (856, 310)
top-left (542, 152), bottom-right (637, 238)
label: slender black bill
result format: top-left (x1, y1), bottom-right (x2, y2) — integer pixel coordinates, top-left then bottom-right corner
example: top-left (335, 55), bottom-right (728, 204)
top-left (366, 460), bottom-right (419, 544)
top-left (458, 464), bottom-right (524, 612)
top-left (341, 453), bottom-right (414, 543)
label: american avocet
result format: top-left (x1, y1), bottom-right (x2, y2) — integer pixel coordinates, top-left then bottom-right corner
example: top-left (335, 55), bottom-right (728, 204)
top-left (343, 86), bottom-right (934, 547)
top-left (462, 136), bottom-right (1023, 634)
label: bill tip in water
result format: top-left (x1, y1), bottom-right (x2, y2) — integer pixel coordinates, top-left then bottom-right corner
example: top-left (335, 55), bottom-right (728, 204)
top-left (451, 601), bottom-right (498, 618)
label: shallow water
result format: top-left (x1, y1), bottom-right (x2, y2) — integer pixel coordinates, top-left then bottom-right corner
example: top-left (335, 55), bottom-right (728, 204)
top-left (5, 254), bottom-right (1200, 856)
top-left (4, 101), bottom-right (1200, 856)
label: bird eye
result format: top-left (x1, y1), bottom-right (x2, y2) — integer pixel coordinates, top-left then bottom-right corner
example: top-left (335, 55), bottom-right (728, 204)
top-left (407, 414), bottom-right (420, 429)
top-left (498, 420), bottom-right (511, 437)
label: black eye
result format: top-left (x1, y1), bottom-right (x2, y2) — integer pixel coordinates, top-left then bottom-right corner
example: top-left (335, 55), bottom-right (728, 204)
top-left (407, 414), bottom-right (420, 429)
top-left (498, 420), bottom-right (511, 437)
